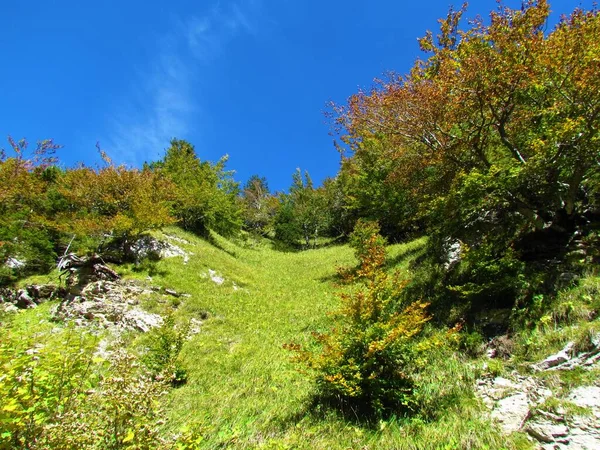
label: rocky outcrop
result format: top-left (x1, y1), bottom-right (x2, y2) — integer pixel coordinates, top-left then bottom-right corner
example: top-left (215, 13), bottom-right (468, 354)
top-left (58, 253), bottom-right (120, 295)
top-left (52, 280), bottom-right (164, 332)
top-left (2, 253), bottom-right (188, 333)
top-left (477, 374), bottom-right (552, 433)
top-left (130, 235), bottom-right (192, 264)
top-left (531, 337), bottom-right (600, 372)
top-left (1, 284), bottom-right (66, 312)
top-left (208, 269), bottom-right (225, 285)
top-left (443, 238), bottom-right (463, 270)
top-left (5, 257), bottom-right (25, 269)
top-left (477, 336), bottom-right (600, 449)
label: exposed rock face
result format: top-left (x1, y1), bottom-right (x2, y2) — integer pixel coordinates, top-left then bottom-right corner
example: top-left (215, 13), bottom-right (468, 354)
top-left (2, 250), bottom-right (196, 335)
top-left (477, 337), bottom-right (600, 449)
top-left (533, 343), bottom-right (575, 371)
top-left (131, 236), bottom-right (192, 264)
top-left (52, 280), bottom-right (163, 332)
top-left (477, 374), bottom-right (552, 433)
top-left (1, 284), bottom-right (66, 311)
top-left (443, 238), bottom-right (462, 270)
top-left (522, 386), bottom-right (600, 450)
top-left (208, 269), bottom-right (225, 285)
top-left (53, 253), bottom-right (193, 331)
top-left (5, 257), bottom-right (25, 269)
top-left (58, 253), bottom-right (120, 295)
top-left (532, 338), bottom-right (600, 372)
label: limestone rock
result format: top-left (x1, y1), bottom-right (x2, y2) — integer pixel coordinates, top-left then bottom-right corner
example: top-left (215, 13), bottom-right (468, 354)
top-left (493, 392), bottom-right (531, 433)
top-left (52, 280), bottom-right (164, 333)
top-left (531, 336), bottom-right (600, 372)
top-left (208, 269), bottom-right (225, 285)
top-left (5, 257), bottom-right (25, 269)
top-left (476, 373), bottom-right (552, 433)
top-left (477, 362), bottom-right (600, 449)
top-left (533, 343), bottom-right (574, 371)
top-left (568, 386), bottom-right (600, 409)
top-left (130, 236), bottom-right (192, 264)
top-left (1, 303), bottom-right (19, 313)
top-left (443, 239), bottom-right (462, 270)
top-left (568, 427), bottom-right (600, 449)
top-left (526, 421), bottom-right (569, 443)
top-left (16, 290), bottom-right (36, 309)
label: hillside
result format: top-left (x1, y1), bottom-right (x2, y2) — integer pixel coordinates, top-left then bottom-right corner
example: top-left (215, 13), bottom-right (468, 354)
top-left (2, 228), bottom-right (599, 449)
top-left (2, 2), bottom-right (600, 448)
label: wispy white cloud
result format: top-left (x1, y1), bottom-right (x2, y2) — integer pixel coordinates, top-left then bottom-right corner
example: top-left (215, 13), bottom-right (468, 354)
top-left (105, 1), bottom-right (260, 166)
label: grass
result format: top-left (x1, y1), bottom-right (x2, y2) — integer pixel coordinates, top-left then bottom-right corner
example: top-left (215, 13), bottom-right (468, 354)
top-left (122, 229), bottom-right (517, 449)
top-left (7, 229), bottom-right (527, 449)
top-left (509, 270), bottom-right (600, 371)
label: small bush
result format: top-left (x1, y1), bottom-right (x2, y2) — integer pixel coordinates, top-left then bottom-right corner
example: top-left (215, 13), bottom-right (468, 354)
top-left (287, 221), bottom-right (431, 417)
top-left (0, 326), bottom-right (99, 449)
top-left (457, 329), bottom-right (485, 358)
top-left (42, 348), bottom-right (169, 450)
top-left (348, 219), bottom-right (386, 273)
top-left (0, 322), bottom-right (172, 449)
top-left (140, 315), bottom-right (189, 387)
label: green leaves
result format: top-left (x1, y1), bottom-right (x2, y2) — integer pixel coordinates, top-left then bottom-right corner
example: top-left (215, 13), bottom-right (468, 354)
top-left (275, 169), bottom-right (332, 248)
top-left (287, 221), bottom-right (431, 417)
top-left (158, 139), bottom-right (242, 237)
top-left (0, 320), bottom-right (172, 449)
top-left (329, 1), bottom-right (600, 319)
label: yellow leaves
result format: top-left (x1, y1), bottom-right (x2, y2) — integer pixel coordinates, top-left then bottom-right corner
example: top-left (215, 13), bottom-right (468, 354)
top-left (2, 400), bottom-right (19, 413)
top-left (560, 117), bottom-right (584, 135)
top-left (285, 222), bottom-right (432, 412)
top-left (364, 300), bottom-right (431, 359)
top-left (122, 429), bottom-right (135, 443)
top-left (333, 1), bottom-right (600, 234)
top-left (58, 163), bottom-right (176, 240)
top-left (323, 371), bottom-right (362, 397)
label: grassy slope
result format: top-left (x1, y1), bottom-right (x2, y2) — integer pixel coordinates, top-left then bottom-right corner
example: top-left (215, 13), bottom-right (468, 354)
top-left (8, 229), bottom-right (532, 449)
top-left (117, 229), bottom-right (514, 450)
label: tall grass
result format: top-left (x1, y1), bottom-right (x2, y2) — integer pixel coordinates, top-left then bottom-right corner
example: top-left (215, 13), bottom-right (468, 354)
top-left (127, 229), bottom-right (520, 449)
top-left (7, 228), bottom-right (529, 449)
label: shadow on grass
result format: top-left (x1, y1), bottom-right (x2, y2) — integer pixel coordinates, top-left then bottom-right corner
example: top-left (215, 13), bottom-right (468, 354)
top-left (318, 266), bottom-right (357, 285)
top-left (205, 232), bottom-right (239, 258)
top-left (384, 244), bottom-right (426, 271)
top-left (318, 235), bottom-right (348, 248)
top-left (274, 395), bottom-right (411, 431)
top-left (269, 235), bottom-right (347, 254)
top-left (269, 239), bottom-right (302, 253)
top-left (131, 260), bottom-right (169, 278)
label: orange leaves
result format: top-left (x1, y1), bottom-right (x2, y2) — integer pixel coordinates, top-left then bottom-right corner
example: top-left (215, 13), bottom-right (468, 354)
top-left (58, 164), bottom-right (176, 239)
top-left (331, 1), bottom-right (600, 237)
top-left (285, 221), bottom-right (431, 413)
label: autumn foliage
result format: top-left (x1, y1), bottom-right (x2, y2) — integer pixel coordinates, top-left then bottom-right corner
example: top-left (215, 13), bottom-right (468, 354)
top-left (0, 137), bottom-right (243, 286)
top-left (286, 221), bottom-right (430, 415)
top-left (58, 164), bottom-right (176, 242)
top-left (333, 0), bottom-right (599, 232)
top-left (331, 0), bottom-right (600, 313)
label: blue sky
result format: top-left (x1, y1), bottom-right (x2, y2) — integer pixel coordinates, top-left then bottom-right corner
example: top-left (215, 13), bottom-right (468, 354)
top-left (1, 0), bottom-right (593, 192)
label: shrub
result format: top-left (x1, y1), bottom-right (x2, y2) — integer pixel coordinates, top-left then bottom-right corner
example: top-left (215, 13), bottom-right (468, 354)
top-left (0, 326), bottom-right (99, 449)
top-left (0, 138), bottom-right (62, 286)
top-left (286, 222), bottom-right (431, 417)
top-left (140, 315), bottom-right (189, 387)
top-left (42, 348), bottom-right (169, 450)
top-left (0, 322), bottom-right (171, 449)
top-left (348, 219), bottom-right (387, 274)
top-left (337, 219), bottom-right (387, 282)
